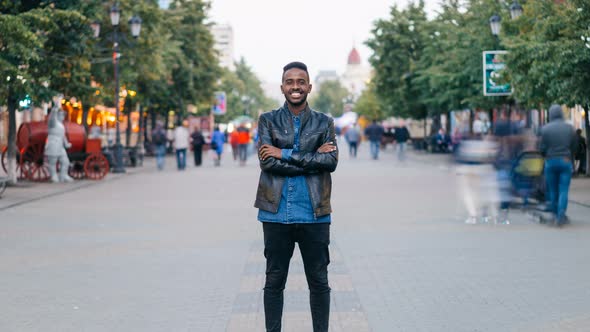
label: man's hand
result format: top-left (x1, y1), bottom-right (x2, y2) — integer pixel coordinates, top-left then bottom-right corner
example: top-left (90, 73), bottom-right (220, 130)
top-left (259, 144), bottom-right (282, 161)
top-left (317, 142), bottom-right (337, 153)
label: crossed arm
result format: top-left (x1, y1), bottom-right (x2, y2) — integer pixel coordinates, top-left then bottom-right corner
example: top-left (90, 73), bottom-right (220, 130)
top-left (258, 116), bottom-right (338, 176)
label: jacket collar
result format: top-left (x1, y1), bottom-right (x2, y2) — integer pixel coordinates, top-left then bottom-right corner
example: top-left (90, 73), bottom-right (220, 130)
top-left (282, 101), bottom-right (311, 127)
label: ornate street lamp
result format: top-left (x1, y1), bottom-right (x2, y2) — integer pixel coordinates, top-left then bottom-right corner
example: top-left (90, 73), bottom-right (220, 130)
top-left (109, 4), bottom-right (120, 26)
top-left (509, 1), bottom-right (523, 20)
top-left (489, 14), bottom-right (502, 37)
top-left (110, 4), bottom-right (141, 173)
top-left (129, 15), bottom-right (142, 38)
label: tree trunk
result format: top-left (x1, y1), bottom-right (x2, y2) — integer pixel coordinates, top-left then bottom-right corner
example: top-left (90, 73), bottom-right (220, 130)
top-left (584, 104), bottom-right (590, 176)
top-left (445, 112), bottom-right (451, 133)
top-left (6, 86), bottom-right (19, 184)
top-left (125, 106), bottom-right (132, 148)
top-left (150, 107), bottom-right (156, 140)
top-left (82, 104), bottom-right (89, 132)
top-left (469, 109), bottom-right (474, 134)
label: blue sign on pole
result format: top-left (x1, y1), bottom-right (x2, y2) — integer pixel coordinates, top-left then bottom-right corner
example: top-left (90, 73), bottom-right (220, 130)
top-left (212, 91), bottom-right (227, 115)
top-left (483, 51), bottom-right (513, 96)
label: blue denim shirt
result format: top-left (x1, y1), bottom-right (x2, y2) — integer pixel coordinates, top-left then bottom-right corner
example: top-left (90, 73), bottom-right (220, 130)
top-left (258, 113), bottom-right (331, 224)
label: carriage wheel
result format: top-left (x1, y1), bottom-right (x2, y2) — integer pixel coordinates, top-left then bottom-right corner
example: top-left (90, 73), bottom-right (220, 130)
top-left (21, 144), bottom-right (50, 182)
top-left (68, 160), bottom-right (86, 180)
top-left (84, 153), bottom-right (109, 180)
top-left (1, 146), bottom-right (27, 179)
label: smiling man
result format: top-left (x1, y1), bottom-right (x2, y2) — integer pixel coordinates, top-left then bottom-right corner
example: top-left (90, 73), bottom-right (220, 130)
top-left (255, 61), bottom-right (338, 332)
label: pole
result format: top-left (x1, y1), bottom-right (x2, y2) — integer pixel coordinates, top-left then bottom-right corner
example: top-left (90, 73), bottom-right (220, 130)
top-left (112, 27), bottom-right (125, 173)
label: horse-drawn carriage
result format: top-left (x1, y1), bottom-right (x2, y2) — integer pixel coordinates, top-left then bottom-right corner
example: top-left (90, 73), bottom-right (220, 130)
top-left (1, 121), bottom-right (110, 181)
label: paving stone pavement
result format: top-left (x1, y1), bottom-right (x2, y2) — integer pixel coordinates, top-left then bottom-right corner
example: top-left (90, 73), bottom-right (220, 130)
top-left (0, 144), bottom-right (589, 332)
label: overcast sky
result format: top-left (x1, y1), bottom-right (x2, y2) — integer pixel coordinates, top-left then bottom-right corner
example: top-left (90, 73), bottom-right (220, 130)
top-left (207, 0), bottom-right (439, 84)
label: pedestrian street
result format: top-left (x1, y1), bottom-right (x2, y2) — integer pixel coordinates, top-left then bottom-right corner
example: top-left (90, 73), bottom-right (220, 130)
top-left (1, 144), bottom-right (589, 332)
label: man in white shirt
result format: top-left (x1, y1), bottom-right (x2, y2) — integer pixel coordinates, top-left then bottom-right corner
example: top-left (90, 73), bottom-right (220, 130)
top-left (173, 120), bottom-right (190, 170)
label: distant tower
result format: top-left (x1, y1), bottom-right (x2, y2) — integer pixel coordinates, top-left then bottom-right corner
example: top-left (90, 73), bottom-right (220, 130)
top-left (341, 46), bottom-right (371, 99)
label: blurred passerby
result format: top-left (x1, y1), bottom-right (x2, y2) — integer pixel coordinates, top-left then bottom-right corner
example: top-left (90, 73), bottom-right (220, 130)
top-left (229, 129), bottom-right (240, 161)
top-left (364, 119), bottom-right (384, 160)
top-left (237, 124), bottom-right (250, 166)
top-left (344, 124), bottom-right (360, 158)
top-left (574, 129), bottom-right (587, 175)
top-left (455, 136), bottom-right (500, 224)
top-left (540, 105), bottom-right (577, 226)
top-left (493, 111), bottom-right (514, 224)
top-left (256, 61), bottom-right (337, 332)
top-left (211, 125), bottom-right (225, 167)
top-left (174, 120), bottom-right (190, 170)
top-left (394, 121), bottom-right (410, 161)
top-left (166, 128), bottom-right (174, 154)
top-left (151, 122), bottom-right (167, 170)
top-left (190, 127), bottom-right (205, 166)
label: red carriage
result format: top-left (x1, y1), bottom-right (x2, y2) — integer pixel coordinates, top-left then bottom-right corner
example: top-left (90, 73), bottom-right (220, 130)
top-left (1, 121), bottom-right (110, 181)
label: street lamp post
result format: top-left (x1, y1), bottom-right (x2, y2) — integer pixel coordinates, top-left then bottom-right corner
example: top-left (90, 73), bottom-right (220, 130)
top-left (91, 5), bottom-right (142, 172)
top-left (107, 4), bottom-right (141, 173)
top-left (110, 4), bottom-right (124, 173)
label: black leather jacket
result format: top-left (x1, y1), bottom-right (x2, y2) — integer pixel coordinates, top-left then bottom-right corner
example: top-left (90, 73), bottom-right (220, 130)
top-left (254, 103), bottom-right (338, 217)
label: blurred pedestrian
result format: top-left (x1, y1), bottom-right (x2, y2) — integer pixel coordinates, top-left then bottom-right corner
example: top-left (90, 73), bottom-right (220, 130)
top-left (493, 111), bottom-right (514, 224)
top-left (151, 122), bottom-right (167, 170)
top-left (455, 134), bottom-right (500, 224)
top-left (237, 124), bottom-right (250, 166)
top-left (394, 121), bottom-right (410, 161)
top-left (210, 125), bottom-right (225, 167)
top-left (190, 127), bottom-right (205, 166)
top-left (540, 105), bottom-right (577, 226)
top-left (364, 119), bottom-right (384, 160)
top-left (256, 61), bottom-right (337, 332)
top-left (174, 120), bottom-right (190, 170)
top-left (229, 129), bottom-right (240, 161)
top-left (344, 123), bottom-right (360, 158)
top-left (166, 128), bottom-right (174, 154)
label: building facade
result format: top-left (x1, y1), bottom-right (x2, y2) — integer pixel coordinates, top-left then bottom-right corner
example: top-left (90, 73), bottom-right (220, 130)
top-left (211, 24), bottom-right (235, 71)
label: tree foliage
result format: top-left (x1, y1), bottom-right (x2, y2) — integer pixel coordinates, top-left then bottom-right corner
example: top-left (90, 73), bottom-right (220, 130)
top-left (309, 80), bottom-right (349, 117)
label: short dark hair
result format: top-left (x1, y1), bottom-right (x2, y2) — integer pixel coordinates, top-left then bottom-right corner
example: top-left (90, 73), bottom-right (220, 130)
top-left (282, 61), bottom-right (308, 80)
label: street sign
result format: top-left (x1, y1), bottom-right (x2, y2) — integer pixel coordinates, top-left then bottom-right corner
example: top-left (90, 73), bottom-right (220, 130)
top-left (483, 51), bottom-right (513, 96)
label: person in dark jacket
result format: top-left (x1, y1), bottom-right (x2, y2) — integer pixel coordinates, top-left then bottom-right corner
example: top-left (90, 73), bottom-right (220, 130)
top-left (256, 61), bottom-right (337, 332)
top-left (151, 122), bottom-right (167, 170)
top-left (364, 119), bottom-right (384, 160)
top-left (540, 105), bottom-right (577, 226)
top-left (394, 121), bottom-right (410, 161)
top-left (190, 128), bottom-right (205, 166)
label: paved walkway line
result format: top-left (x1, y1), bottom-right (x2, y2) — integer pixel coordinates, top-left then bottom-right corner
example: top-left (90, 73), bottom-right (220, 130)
top-left (226, 240), bottom-right (371, 332)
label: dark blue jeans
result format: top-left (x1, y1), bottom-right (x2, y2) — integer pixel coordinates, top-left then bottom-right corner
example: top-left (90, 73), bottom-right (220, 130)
top-left (175, 148), bottom-right (187, 170)
top-left (262, 222), bottom-right (330, 332)
top-left (544, 157), bottom-right (573, 221)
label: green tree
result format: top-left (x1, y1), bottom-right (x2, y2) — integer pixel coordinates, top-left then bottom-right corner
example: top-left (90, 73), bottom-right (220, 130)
top-left (353, 83), bottom-right (385, 120)
top-left (506, 0), bottom-right (590, 174)
top-left (366, 1), bottom-right (429, 120)
top-left (167, 0), bottom-right (221, 119)
top-left (309, 80), bottom-right (349, 117)
top-left (0, 12), bottom-right (43, 183)
top-left (214, 58), bottom-right (278, 123)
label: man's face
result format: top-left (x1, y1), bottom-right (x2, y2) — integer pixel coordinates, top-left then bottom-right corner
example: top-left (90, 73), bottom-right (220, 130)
top-left (281, 68), bottom-right (312, 107)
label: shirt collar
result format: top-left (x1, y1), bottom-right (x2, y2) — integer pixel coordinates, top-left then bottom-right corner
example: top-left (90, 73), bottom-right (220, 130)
top-left (283, 102), bottom-right (311, 123)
